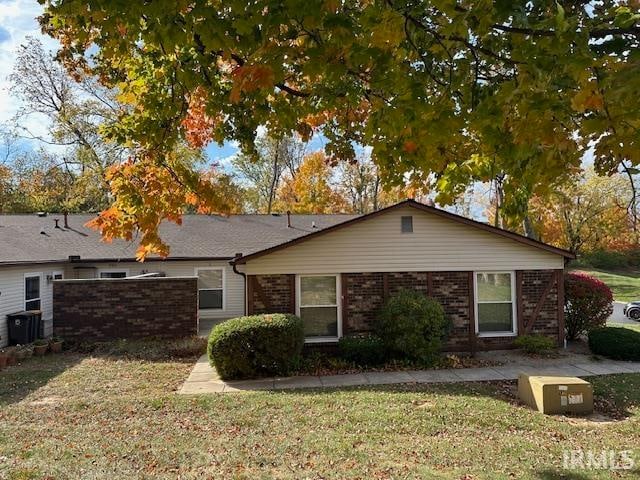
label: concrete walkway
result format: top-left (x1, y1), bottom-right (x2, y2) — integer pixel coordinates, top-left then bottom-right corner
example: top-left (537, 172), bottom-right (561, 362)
top-left (179, 352), bottom-right (640, 394)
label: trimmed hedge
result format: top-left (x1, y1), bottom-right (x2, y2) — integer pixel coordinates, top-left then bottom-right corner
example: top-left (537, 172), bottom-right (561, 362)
top-left (208, 314), bottom-right (304, 380)
top-left (588, 327), bottom-right (640, 361)
top-left (513, 334), bottom-right (556, 354)
top-left (338, 335), bottom-right (386, 366)
top-left (375, 289), bottom-right (448, 363)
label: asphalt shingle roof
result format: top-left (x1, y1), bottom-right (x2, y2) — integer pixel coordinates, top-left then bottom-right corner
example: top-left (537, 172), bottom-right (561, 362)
top-left (0, 213), bottom-right (359, 265)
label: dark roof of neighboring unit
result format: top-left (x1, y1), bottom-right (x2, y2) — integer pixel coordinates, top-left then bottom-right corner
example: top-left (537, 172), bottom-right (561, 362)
top-left (0, 212), bottom-right (359, 265)
top-left (233, 199), bottom-right (575, 264)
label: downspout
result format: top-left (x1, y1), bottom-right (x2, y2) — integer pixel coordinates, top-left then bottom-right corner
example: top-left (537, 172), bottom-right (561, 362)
top-left (230, 253), bottom-right (246, 315)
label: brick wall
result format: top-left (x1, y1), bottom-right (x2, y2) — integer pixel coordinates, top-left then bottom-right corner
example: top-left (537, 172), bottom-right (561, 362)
top-left (53, 277), bottom-right (198, 341)
top-left (521, 270), bottom-right (560, 341)
top-left (249, 274), bottom-right (294, 315)
top-left (246, 269), bottom-right (562, 352)
top-left (344, 272), bottom-right (385, 333)
top-left (430, 272), bottom-right (473, 350)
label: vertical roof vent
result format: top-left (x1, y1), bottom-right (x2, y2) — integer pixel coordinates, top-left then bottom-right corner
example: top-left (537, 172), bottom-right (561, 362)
top-left (401, 215), bottom-right (413, 233)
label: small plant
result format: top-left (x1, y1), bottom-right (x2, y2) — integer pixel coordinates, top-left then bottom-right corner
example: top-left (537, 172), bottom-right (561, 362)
top-left (514, 335), bottom-right (557, 355)
top-left (49, 337), bottom-right (64, 353)
top-left (564, 272), bottom-right (613, 340)
top-left (376, 289), bottom-right (449, 364)
top-left (589, 327), bottom-right (640, 361)
top-left (33, 339), bottom-right (49, 356)
top-left (208, 314), bottom-right (304, 380)
top-left (338, 335), bottom-right (386, 366)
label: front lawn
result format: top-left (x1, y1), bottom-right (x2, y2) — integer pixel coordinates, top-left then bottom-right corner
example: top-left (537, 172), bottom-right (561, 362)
top-left (573, 269), bottom-right (640, 302)
top-left (1, 352), bottom-right (640, 479)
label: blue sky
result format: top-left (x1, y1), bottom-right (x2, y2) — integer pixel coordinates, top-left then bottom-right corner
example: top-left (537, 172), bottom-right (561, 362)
top-left (0, 0), bottom-right (245, 165)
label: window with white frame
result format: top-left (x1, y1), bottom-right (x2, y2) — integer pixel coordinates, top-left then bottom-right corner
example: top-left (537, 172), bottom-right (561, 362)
top-left (52, 271), bottom-right (64, 280)
top-left (475, 272), bottom-right (517, 336)
top-left (25, 274), bottom-right (42, 311)
top-left (297, 275), bottom-right (340, 341)
top-left (196, 268), bottom-right (224, 310)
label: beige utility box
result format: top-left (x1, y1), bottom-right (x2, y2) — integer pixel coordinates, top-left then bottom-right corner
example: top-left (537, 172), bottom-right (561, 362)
top-left (518, 374), bottom-right (593, 415)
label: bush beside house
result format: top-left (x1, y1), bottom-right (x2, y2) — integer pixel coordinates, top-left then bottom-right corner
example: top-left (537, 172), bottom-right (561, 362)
top-left (208, 314), bottom-right (304, 380)
top-left (564, 272), bottom-right (613, 340)
top-left (375, 289), bottom-right (449, 364)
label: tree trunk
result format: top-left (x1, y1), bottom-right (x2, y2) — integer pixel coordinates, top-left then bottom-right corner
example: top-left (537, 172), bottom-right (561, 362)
top-left (522, 215), bottom-right (539, 240)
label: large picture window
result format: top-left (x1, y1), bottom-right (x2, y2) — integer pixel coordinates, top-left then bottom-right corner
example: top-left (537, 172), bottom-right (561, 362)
top-left (25, 274), bottom-right (42, 311)
top-left (196, 268), bottom-right (224, 310)
top-left (475, 272), bottom-right (516, 336)
top-left (297, 275), bottom-right (341, 342)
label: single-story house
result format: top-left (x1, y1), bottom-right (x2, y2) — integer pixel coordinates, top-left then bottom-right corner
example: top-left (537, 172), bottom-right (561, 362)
top-left (0, 200), bottom-right (574, 350)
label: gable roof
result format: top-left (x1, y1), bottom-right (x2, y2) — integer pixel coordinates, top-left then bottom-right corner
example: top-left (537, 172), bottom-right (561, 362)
top-left (0, 212), bottom-right (359, 265)
top-left (233, 199), bottom-right (575, 264)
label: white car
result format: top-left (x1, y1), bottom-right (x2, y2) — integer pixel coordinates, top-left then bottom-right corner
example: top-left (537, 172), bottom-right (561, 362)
top-left (623, 301), bottom-right (640, 320)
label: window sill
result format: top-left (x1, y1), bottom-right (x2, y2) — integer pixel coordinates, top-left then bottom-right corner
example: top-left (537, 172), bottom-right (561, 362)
top-left (477, 332), bottom-right (518, 338)
top-left (304, 337), bottom-right (340, 344)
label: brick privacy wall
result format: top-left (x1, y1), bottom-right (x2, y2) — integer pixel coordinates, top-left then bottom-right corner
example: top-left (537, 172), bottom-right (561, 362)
top-left (250, 275), bottom-right (294, 314)
top-left (521, 270), bottom-right (559, 339)
top-left (53, 277), bottom-right (198, 341)
top-left (344, 272), bottom-right (385, 333)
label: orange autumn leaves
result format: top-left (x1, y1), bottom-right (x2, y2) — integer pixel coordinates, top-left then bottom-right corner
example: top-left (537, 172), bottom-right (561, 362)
top-left (87, 155), bottom-right (239, 260)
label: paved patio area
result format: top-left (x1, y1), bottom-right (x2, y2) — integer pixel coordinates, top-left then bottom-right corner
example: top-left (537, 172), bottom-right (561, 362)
top-left (178, 350), bottom-right (640, 394)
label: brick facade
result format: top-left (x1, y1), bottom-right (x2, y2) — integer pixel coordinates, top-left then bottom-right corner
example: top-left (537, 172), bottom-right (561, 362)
top-left (520, 270), bottom-right (561, 340)
top-left (53, 277), bottom-right (198, 341)
top-left (248, 274), bottom-right (294, 315)
top-left (343, 272), bottom-right (385, 333)
top-left (246, 269), bottom-right (563, 352)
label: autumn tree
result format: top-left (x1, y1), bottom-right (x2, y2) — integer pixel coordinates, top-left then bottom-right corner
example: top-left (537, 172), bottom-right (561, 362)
top-left (10, 38), bottom-right (125, 184)
top-left (530, 169), bottom-right (633, 255)
top-left (276, 152), bottom-right (347, 214)
top-left (39, 1), bottom-right (640, 256)
top-left (232, 135), bottom-right (305, 213)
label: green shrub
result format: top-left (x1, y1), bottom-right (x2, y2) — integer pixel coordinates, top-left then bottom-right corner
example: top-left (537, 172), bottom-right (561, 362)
top-left (564, 272), bottom-right (613, 340)
top-left (375, 289), bottom-right (448, 363)
top-left (588, 327), bottom-right (640, 361)
top-left (513, 334), bottom-right (557, 354)
top-left (338, 335), bottom-right (386, 366)
top-left (208, 314), bottom-right (304, 380)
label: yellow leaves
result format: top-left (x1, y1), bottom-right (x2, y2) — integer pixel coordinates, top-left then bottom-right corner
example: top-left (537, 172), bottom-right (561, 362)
top-left (275, 151), bottom-right (347, 214)
top-left (571, 88), bottom-right (604, 112)
top-left (370, 11), bottom-right (405, 49)
top-left (229, 65), bottom-right (275, 103)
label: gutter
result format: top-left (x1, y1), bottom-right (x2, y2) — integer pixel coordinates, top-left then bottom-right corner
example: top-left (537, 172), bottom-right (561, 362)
top-left (230, 253), bottom-right (247, 315)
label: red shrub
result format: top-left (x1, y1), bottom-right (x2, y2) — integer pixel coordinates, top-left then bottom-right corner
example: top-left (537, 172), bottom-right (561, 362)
top-left (564, 272), bottom-right (613, 340)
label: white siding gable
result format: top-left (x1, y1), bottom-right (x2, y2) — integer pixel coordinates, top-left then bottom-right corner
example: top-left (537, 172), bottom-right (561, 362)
top-left (244, 205), bottom-right (565, 275)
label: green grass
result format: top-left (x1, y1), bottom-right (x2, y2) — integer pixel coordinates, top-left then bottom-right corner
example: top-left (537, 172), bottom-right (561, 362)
top-left (1, 352), bottom-right (640, 479)
top-left (572, 269), bottom-right (640, 302)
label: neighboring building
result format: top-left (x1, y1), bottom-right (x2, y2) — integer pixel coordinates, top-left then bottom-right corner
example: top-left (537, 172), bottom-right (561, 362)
top-left (0, 212), bottom-right (355, 347)
top-left (0, 200), bottom-right (573, 350)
